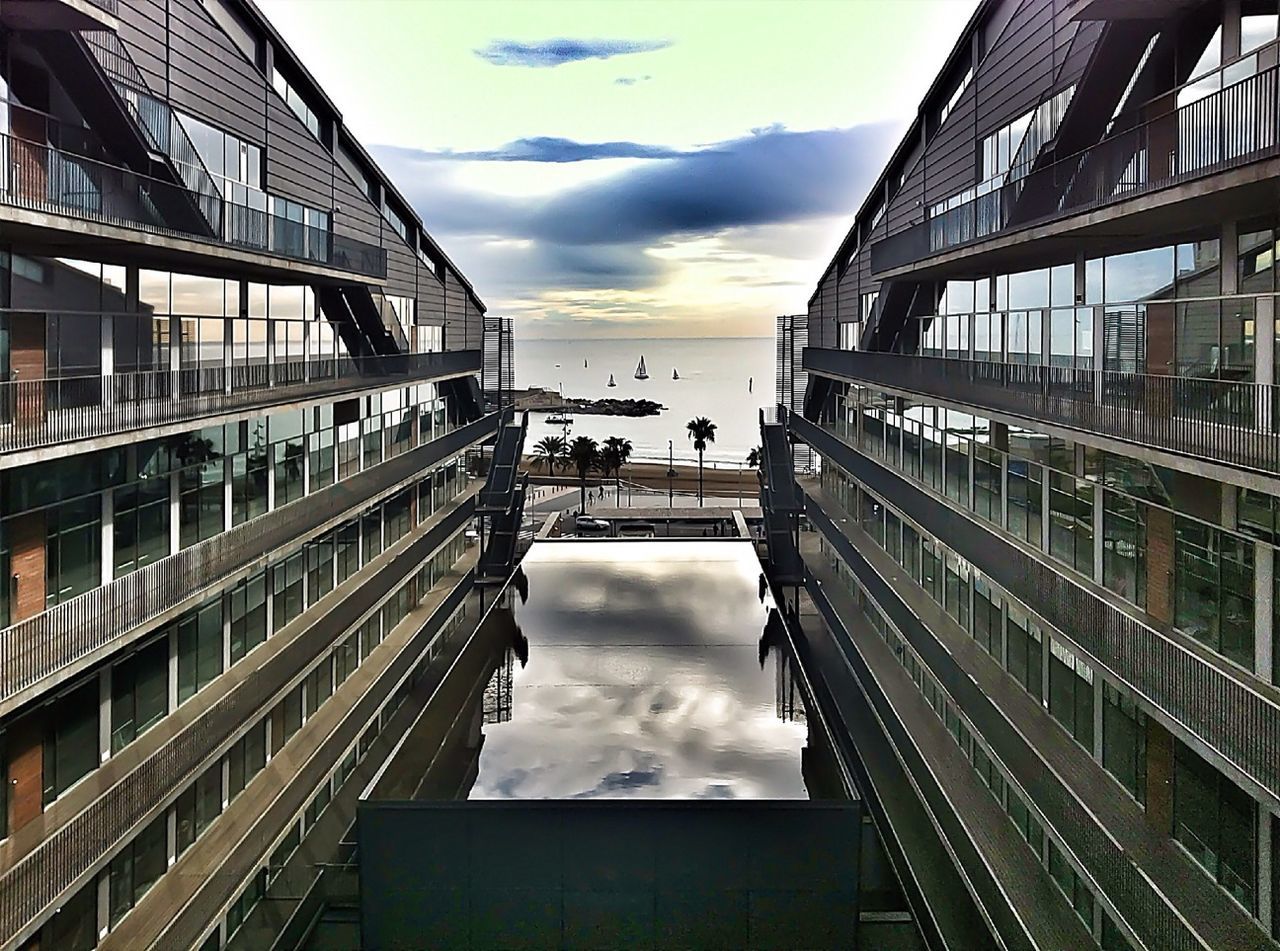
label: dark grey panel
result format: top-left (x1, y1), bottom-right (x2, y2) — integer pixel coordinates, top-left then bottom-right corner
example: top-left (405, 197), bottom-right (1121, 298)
top-left (358, 802), bottom-right (861, 951)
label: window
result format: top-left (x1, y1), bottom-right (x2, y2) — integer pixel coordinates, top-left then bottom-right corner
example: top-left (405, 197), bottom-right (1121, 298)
top-left (40, 881), bottom-right (97, 951)
top-left (1102, 682), bottom-right (1146, 805)
top-left (305, 655), bottom-right (333, 715)
top-left (271, 409), bottom-right (307, 507)
top-left (113, 475), bottom-right (170, 577)
top-left (334, 631), bottom-right (359, 686)
top-left (230, 417), bottom-right (269, 526)
top-left (305, 534), bottom-right (335, 606)
top-left (973, 576), bottom-right (1002, 657)
top-left (111, 637), bottom-right (169, 753)
top-left (272, 68), bottom-right (321, 138)
top-left (108, 814), bottom-right (167, 927)
top-left (176, 762), bottom-right (223, 855)
top-left (46, 496), bottom-right (102, 607)
top-left (336, 520), bottom-right (360, 585)
top-left (1173, 740), bottom-right (1257, 912)
top-left (178, 601), bottom-right (224, 703)
top-left (1048, 472), bottom-right (1094, 577)
top-left (1048, 640), bottom-right (1094, 751)
top-left (42, 680), bottom-right (99, 804)
top-left (272, 551), bottom-right (305, 628)
top-left (1175, 519), bottom-right (1255, 668)
top-left (229, 571), bottom-right (267, 665)
top-left (177, 428), bottom-right (225, 549)
top-left (228, 720), bottom-right (268, 799)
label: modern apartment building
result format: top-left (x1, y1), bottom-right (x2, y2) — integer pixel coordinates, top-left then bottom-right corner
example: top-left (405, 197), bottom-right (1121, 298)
top-left (766, 0), bottom-right (1280, 948)
top-left (0, 0), bottom-right (509, 948)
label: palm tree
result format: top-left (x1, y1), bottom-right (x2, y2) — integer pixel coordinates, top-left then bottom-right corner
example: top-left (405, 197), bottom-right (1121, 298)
top-left (568, 435), bottom-right (600, 511)
top-left (746, 446), bottom-right (762, 470)
top-left (603, 435), bottom-right (633, 503)
top-left (686, 416), bottom-right (717, 506)
top-left (532, 435), bottom-right (566, 474)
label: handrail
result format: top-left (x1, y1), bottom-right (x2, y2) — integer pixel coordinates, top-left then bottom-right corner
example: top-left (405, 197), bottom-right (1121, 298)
top-left (0, 412), bottom-right (498, 712)
top-left (0, 350), bottom-right (481, 456)
top-left (805, 348), bottom-right (1280, 478)
top-left (872, 62), bottom-right (1280, 272)
top-left (0, 132), bottom-right (387, 278)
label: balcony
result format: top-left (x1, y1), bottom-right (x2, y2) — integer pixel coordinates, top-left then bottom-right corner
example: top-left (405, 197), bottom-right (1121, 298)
top-left (0, 0), bottom-right (117, 32)
top-left (0, 411), bottom-right (499, 715)
top-left (0, 505), bottom-right (477, 951)
top-left (0, 131), bottom-right (387, 279)
top-left (789, 410), bottom-right (1280, 810)
top-left (804, 348), bottom-right (1280, 481)
top-left (0, 350), bottom-right (482, 460)
top-left (871, 63), bottom-right (1280, 275)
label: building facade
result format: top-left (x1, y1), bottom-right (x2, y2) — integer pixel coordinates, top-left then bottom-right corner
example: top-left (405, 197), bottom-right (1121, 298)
top-left (777, 0), bottom-right (1280, 948)
top-left (0, 0), bottom-right (498, 948)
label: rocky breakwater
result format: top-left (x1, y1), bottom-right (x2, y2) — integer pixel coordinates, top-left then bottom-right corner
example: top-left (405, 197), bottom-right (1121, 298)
top-left (563, 396), bottom-right (663, 417)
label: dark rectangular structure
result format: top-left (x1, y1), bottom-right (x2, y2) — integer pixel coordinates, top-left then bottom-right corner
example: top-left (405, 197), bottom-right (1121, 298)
top-left (358, 800), bottom-right (861, 951)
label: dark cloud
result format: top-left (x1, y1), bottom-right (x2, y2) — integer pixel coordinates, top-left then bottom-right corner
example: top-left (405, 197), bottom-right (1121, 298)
top-left (474, 38), bottom-right (670, 68)
top-left (372, 122), bottom-right (900, 309)
top-left (381, 136), bottom-right (694, 163)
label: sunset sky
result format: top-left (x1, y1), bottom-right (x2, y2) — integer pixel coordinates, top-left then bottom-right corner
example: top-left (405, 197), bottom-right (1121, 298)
top-left (257, 0), bottom-right (978, 338)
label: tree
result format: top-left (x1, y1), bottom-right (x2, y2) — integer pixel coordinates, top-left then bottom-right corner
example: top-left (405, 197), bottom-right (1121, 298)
top-left (686, 416), bottom-right (717, 507)
top-left (746, 446), bottom-right (762, 470)
top-left (568, 435), bottom-right (600, 511)
top-left (532, 435), bottom-right (567, 474)
top-left (603, 435), bottom-right (633, 504)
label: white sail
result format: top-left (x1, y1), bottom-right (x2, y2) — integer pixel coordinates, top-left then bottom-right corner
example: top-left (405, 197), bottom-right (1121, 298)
top-left (635, 355), bottom-right (648, 380)
top-left (607, 373), bottom-right (616, 387)
top-left (672, 368), bottom-right (680, 380)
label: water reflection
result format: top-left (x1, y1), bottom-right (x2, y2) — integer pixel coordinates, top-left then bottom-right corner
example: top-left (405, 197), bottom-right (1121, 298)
top-left (458, 541), bottom-right (839, 802)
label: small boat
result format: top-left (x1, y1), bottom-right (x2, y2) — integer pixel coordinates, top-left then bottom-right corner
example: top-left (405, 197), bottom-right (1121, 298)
top-left (584, 359), bottom-right (588, 368)
top-left (607, 373), bottom-right (616, 387)
top-left (546, 412), bottom-right (573, 425)
top-left (672, 368), bottom-right (680, 381)
top-left (635, 355), bottom-right (649, 380)
top-left (748, 376), bottom-right (753, 393)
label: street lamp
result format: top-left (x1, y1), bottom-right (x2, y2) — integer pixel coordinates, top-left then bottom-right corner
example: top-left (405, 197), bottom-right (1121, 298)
top-left (667, 439), bottom-right (675, 508)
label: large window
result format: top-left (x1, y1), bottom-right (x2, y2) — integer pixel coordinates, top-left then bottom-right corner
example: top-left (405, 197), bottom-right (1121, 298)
top-left (271, 409), bottom-right (306, 507)
top-left (230, 416), bottom-right (269, 526)
top-left (1006, 604), bottom-right (1043, 702)
top-left (1007, 458), bottom-right (1042, 547)
top-left (1048, 473), bottom-right (1094, 577)
top-left (1102, 489), bottom-right (1146, 609)
top-left (1048, 640), bottom-right (1093, 752)
top-left (108, 814), bottom-right (168, 927)
top-left (176, 763), bottom-right (223, 855)
top-left (113, 472), bottom-right (170, 578)
top-left (111, 637), bottom-right (169, 753)
top-left (228, 720), bottom-right (267, 798)
top-left (177, 428), bottom-right (225, 549)
top-left (229, 571), bottom-right (267, 665)
top-left (177, 602), bottom-right (224, 703)
top-left (1101, 682), bottom-right (1146, 805)
top-left (272, 68), bottom-right (321, 138)
top-left (1174, 518), bottom-right (1255, 668)
top-left (45, 496), bottom-right (101, 607)
top-left (1173, 740), bottom-right (1257, 912)
top-left (42, 680), bottom-right (98, 804)
top-left (272, 551), bottom-right (305, 628)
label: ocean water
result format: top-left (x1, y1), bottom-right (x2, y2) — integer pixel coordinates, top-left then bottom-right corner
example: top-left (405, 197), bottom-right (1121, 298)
top-left (513, 337), bottom-right (775, 465)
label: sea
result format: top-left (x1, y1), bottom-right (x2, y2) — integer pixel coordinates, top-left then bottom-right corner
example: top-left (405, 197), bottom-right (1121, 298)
top-left (513, 336), bottom-right (775, 466)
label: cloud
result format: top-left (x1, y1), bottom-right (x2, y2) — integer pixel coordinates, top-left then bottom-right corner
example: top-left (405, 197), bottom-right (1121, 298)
top-left (381, 136), bottom-right (694, 163)
top-left (371, 121), bottom-right (902, 336)
top-left (614, 75), bottom-right (653, 86)
top-left (474, 38), bottom-right (670, 68)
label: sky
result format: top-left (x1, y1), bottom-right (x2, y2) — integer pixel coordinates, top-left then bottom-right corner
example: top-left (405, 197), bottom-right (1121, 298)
top-left (256, 0), bottom-right (979, 339)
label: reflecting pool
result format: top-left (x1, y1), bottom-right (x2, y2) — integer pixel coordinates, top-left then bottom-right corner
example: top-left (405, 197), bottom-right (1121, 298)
top-left (469, 539), bottom-right (829, 800)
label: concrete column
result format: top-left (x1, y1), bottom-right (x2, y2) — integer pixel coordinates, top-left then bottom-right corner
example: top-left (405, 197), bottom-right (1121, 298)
top-left (1000, 454), bottom-right (1010, 530)
top-left (169, 472), bottom-right (181, 555)
top-left (1257, 543), bottom-right (1274, 684)
top-left (96, 871), bottom-right (110, 941)
top-left (1223, 221), bottom-right (1239, 296)
top-left (1040, 468), bottom-right (1051, 554)
top-left (167, 626), bottom-right (179, 712)
top-left (98, 667), bottom-right (111, 764)
top-left (166, 806), bottom-right (177, 866)
top-left (1093, 484), bottom-right (1104, 585)
top-left (222, 592), bottom-right (233, 672)
top-left (1092, 674), bottom-right (1104, 763)
top-left (221, 754), bottom-right (230, 810)
top-left (1040, 307), bottom-right (1051, 367)
top-left (1259, 807), bottom-right (1274, 935)
top-left (1223, 0), bottom-right (1241, 62)
top-left (223, 457), bottom-right (233, 532)
top-left (1092, 304), bottom-right (1105, 402)
top-left (1222, 486), bottom-right (1238, 531)
top-left (1256, 296), bottom-right (1274, 432)
top-left (169, 314), bottom-right (181, 402)
top-left (100, 313), bottom-right (113, 402)
top-left (100, 489), bottom-right (113, 587)
top-left (266, 445), bottom-right (277, 512)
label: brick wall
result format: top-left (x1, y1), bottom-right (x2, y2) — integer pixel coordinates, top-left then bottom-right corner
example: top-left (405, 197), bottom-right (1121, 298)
top-left (1146, 504), bottom-right (1175, 625)
top-left (10, 512), bottom-right (46, 623)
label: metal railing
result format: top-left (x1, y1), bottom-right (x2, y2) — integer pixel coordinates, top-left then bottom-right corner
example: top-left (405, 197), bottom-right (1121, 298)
top-left (805, 348), bottom-right (1280, 477)
top-left (0, 350), bottom-right (481, 455)
top-left (0, 132), bottom-right (387, 278)
top-left (872, 63), bottom-right (1280, 272)
top-left (0, 510), bottom-right (476, 951)
top-left (84, 0), bottom-right (119, 14)
top-left (0, 412), bottom-right (497, 710)
top-left (791, 410), bottom-right (1280, 807)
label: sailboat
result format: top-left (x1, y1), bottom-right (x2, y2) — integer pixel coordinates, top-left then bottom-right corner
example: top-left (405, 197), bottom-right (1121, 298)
top-left (584, 359), bottom-right (588, 368)
top-left (607, 373), bottom-right (616, 388)
top-left (634, 355), bottom-right (649, 380)
top-left (672, 368), bottom-right (680, 381)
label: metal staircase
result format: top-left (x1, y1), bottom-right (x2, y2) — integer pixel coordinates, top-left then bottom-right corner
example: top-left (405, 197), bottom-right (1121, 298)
top-left (759, 406), bottom-right (803, 585)
top-left (477, 411), bottom-right (529, 585)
